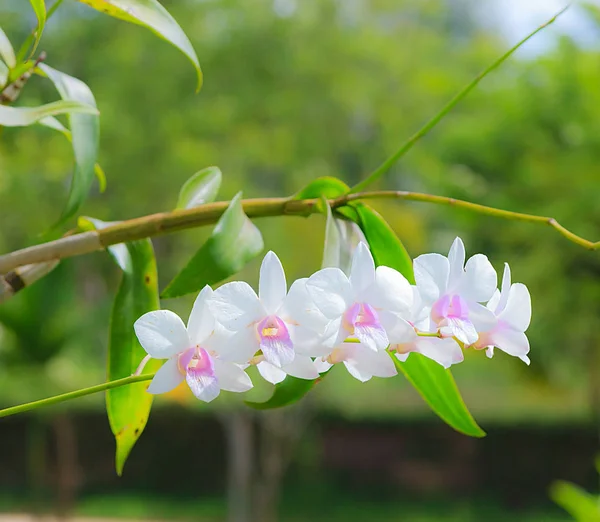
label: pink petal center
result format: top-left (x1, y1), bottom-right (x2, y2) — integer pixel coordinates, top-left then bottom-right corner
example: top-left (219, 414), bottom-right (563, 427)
top-left (257, 315), bottom-right (291, 345)
top-left (432, 294), bottom-right (469, 324)
top-left (178, 346), bottom-right (215, 378)
top-left (342, 302), bottom-right (381, 334)
top-left (256, 315), bottom-right (294, 367)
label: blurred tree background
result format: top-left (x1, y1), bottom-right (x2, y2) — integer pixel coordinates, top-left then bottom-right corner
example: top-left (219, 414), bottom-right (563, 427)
top-left (0, 0), bottom-right (599, 521)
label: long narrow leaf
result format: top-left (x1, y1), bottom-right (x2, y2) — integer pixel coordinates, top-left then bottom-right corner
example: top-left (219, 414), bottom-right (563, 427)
top-left (76, 0), bottom-right (202, 90)
top-left (0, 27), bottom-right (16, 69)
top-left (28, 0), bottom-right (46, 58)
top-left (39, 64), bottom-right (100, 224)
top-left (245, 376), bottom-right (324, 410)
top-left (0, 100), bottom-right (97, 127)
top-left (80, 217), bottom-right (161, 475)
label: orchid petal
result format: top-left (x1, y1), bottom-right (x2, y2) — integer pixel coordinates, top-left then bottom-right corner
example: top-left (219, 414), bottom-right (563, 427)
top-left (349, 242), bottom-right (376, 294)
top-left (365, 266), bottom-right (412, 317)
top-left (500, 283), bottom-right (531, 331)
top-left (469, 302), bottom-right (498, 333)
top-left (394, 352), bottom-right (410, 362)
top-left (259, 251), bottom-right (287, 314)
top-left (257, 361), bottom-right (287, 384)
top-left (314, 357), bottom-right (333, 373)
top-left (447, 237), bottom-right (466, 290)
top-left (188, 286), bottom-right (216, 344)
top-left (306, 267), bottom-right (353, 319)
top-left (486, 289), bottom-right (501, 314)
top-left (413, 253), bottom-right (449, 304)
top-left (147, 357), bottom-right (184, 394)
top-left (290, 324), bottom-right (332, 357)
top-left (491, 327), bottom-right (530, 360)
top-left (440, 318), bottom-right (478, 345)
top-left (283, 355), bottom-right (320, 380)
top-left (461, 254), bottom-right (497, 303)
top-left (134, 310), bottom-right (190, 359)
top-left (415, 337), bottom-right (464, 369)
top-left (280, 278), bottom-right (329, 334)
top-left (213, 358), bottom-right (253, 393)
top-left (209, 281), bottom-right (264, 331)
top-left (214, 326), bottom-right (259, 364)
top-left (186, 371), bottom-right (220, 402)
top-left (343, 360), bottom-right (373, 382)
top-left (496, 263), bottom-right (511, 313)
top-left (258, 315), bottom-right (295, 367)
top-left (380, 313), bottom-right (417, 344)
top-left (349, 344), bottom-right (397, 378)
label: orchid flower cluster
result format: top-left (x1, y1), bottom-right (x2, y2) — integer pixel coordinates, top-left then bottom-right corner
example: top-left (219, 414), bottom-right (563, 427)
top-left (133, 237), bottom-right (532, 403)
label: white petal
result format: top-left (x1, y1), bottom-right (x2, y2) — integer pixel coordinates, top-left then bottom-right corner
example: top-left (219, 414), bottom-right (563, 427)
top-left (519, 354), bottom-right (531, 365)
top-left (460, 254), bottom-right (497, 303)
top-left (413, 253), bottom-right (449, 304)
top-left (469, 302), bottom-right (498, 333)
top-left (213, 358), bottom-right (253, 393)
top-left (306, 267), bottom-right (353, 319)
top-left (441, 318), bottom-right (478, 345)
top-left (394, 352), bottom-right (410, 362)
top-left (496, 263), bottom-right (512, 313)
top-left (314, 357), bottom-right (333, 373)
top-left (486, 346), bottom-right (495, 359)
top-left (354, 322), bottom-right (389, 352)
top-left (500, 283), bottom-right (531, 331)
top-left (187, 286), bottom-right (216, 344)
top-left (349, 344), bottom-right (397, 378)
top-left (381, 314), bottom-right (417, 344)
top-left (486, 289), bottom-right (501, 313)
top-left (209, 282), bottom-right (263, 330)
top-left (415, 337), bottom-right (464, 369)
top-left (280, 278), bottom-right (329, 334)
top-left (491, 327), bottom-right (530, 359)
top-left (259, 251), bottom-right (287, 314)
top-left (134, 310), bottom-right (190, 359)
top-left (447, 237), bottom-right (466, 290)
top-left (257, 361), bottom-right (287, 384)
top-left (147, 357), bottom-right (184, 394)
top-left (282, 355), bottom-right (320, 380)
top-left (214, 326), bottom-right (259, 364)
top-left (349, 242), bottom-right (376, 294)
top-left (365, 266), bottom-right (413, 317)
top-left (291, 324), bottom-right (332, 357)
top-left (186, 372), bottom-right (221, 402)
top-left (343, 360), bottom-right (372, 382)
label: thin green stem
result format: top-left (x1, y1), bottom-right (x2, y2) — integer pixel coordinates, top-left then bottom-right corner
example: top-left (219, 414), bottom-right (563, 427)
top-left (46, 0), bottom-right (65, 20)
top-left (0, 373), bottom-right (154, 419)
top-left (350, 6), bottom-right (569, 194)
top-left (337, 190), bottom-right (599, 251)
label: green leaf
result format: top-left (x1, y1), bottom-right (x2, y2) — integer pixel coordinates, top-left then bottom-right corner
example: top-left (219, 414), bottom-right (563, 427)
top-left (81, 217), bottom-right (161, 476)
top-left (550, 480), bottom-right (600, 521)
top-left (0, 100), bottom-right (97, 127)
top-left (175, 166), bottom-right (222, 209)
top-left (39, 116), bottom-right (106, 192)
top-left (76, 0), bottom-right (202, 91)
top-left (391, 354), bottom-right (485, 437)
top-left (162, 192), bottom-right (264, 298)
top-left (39, 64), bottom-right (100, 224)
top-left (28, 0), bottom-right (46, 58)
top-left (353, 202), bottom-right (414, 283)
top-left (245, 374), bottom-right (326, 410)
top-left (0, 27), bottom-right (16, 69)
top-left (294, 176), bottom-right (349, 200)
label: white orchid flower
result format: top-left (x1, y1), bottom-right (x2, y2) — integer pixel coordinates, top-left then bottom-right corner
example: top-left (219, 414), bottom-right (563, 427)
top-left (474, 263), bottom-right (532, 365)
top-left (133, 286), bottom-right (253, 403)
top-left (305, 242), bottom-right (413, 352)
top-left (383, 286), bottom-right (464, 369)
top-left (208, 252), bottom-right (326, 376)
top-left (413, 237), bottom-right (497, 345)
top-left (314, 341), bottom-right (397, 382)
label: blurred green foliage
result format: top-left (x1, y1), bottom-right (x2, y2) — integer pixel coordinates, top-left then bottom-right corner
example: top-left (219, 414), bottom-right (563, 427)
top-left (0, 0), bottom-right (598, 424)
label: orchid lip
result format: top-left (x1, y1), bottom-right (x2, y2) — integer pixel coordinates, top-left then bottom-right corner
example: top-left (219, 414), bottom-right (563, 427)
top-left (342, 302), bottom-right (382, 334)
top-left (178, 346), bottom-right (215, 377)
top-left (256, 314), bottom-right (294, 367)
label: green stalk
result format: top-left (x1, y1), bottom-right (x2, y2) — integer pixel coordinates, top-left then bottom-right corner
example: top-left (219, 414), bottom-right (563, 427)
top-left (350, 6), bottom-right (569, 193)
top-left (0, 373), bottom-right (154, 419)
